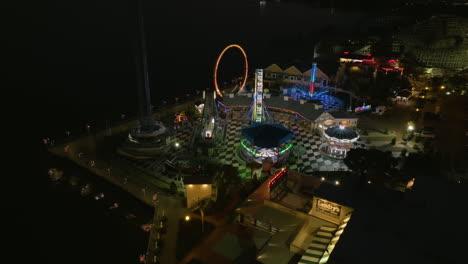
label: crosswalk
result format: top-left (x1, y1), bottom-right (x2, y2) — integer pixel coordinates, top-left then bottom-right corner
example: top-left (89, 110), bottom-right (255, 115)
top-left (298, 226), bottom-right (336, 264)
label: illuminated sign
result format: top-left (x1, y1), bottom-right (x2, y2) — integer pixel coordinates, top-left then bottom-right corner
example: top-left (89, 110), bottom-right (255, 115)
top-left (316, 199), bottom-right (341, 218)
top-left (354, 105), bottom-right (371, 112)
top-left (268, 168), bottom-right (287, 188)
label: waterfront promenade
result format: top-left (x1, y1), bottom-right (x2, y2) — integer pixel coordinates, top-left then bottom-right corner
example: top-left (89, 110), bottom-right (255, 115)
top-left (47, 100), bottom-right (198, 263)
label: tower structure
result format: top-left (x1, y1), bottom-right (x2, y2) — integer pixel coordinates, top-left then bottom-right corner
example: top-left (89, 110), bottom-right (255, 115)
top-left (118, 0), bottom-right (168, 159)
top-left (247, 69), bottom-right (272, 123)
top-left (129, 0), bottom-right (166, 143)
top-left (309, 62), bottom-right (317, 97)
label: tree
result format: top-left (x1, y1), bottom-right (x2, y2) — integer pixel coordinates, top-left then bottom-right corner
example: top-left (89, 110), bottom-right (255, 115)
top-left (344, 148), bottom-right (370, 183)
top-left (169, 182), bottom-right (177, 194)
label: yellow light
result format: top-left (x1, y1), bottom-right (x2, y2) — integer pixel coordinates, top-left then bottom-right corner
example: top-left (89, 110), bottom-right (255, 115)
top-left (188, 184), bottom-right (193, 187)
top-left (335, 180), bottom-right (340, 185)
top-left (441, 85), bottom-right (445, 89)
top-left (421, 96), bottom-right (425, 98)
top-left (185, 216), bottom-right (190, 221)
top-left (202, 184), bottom-right (208, 187)
top-left (416, 108), bottom-right (420, 112)
top-left (407, 125), bottom-right (414, 131)
top-left (425, 87), bottom-right (429, 90)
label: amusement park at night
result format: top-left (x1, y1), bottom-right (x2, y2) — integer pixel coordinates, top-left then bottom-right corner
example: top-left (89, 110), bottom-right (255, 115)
top-left (28, 1), bottom-right (468, 264)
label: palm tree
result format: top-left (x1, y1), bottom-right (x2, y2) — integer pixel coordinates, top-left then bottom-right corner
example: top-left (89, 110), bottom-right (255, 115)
top-left (198, 198), bottom-right (209, 233)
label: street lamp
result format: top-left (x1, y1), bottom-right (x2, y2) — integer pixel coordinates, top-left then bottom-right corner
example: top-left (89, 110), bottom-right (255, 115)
top-left (441, 85), bottom-right (445, 90)
top-left (185, 215), bottom-right (190, 221)
top-left (174, 142), bottom-right (180, 148)
top-left (407, 125), bottom-right (414, 131)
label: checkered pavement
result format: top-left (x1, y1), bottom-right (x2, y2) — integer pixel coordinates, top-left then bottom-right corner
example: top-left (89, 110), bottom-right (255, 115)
top-left (122, 124), bottom-right (195, 174)
top-left (122, 116), bottom-right (363, 179)
top-left (215, 117), bottom-right (353, 178)
top-left (286, 124), bottom-right (348, 173)
top-left (215, 119), bottom-right (251, 180)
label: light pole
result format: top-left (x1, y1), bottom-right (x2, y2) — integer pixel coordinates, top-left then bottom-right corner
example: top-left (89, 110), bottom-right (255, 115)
top-left (407, 122), bottom-right (415, 140)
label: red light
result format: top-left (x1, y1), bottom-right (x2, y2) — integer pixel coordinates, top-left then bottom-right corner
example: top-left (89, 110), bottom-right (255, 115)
top-left (268, 168), bottom-right (287, 188)
top-left (343, 51), bottom-right (349, 55)
top-left (388, 59), bottom-right (396, 63)
top-left (366, 54), bottom-right (372, 57)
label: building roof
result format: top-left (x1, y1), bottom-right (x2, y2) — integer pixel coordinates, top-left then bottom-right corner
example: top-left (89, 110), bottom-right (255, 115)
top-left (222, 95), bottom-right (326, 122)
top-left (282, 66), bottom-right (303, 76)
top-left (212, 232), bottom-right (256, 263)
top-left (184, 175), bottom-right (212, 185)
top-left (241, 123), bottom-right (293, 148)
top-left (315, 181), bottom-right (354, 208)
top-left (324, 126), bottom-right (359, 141)
top-left (328, 111), bottom-right (357, 119)
top-left (264, 64), bottom-right (283, 73)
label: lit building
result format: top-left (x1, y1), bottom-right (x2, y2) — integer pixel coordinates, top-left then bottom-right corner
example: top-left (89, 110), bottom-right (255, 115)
top-left (183, 176), bottom-right (217, 209)
top-left (222, 95), bottom-right (358, 135)
top-left (263, 63), bottom-right (331, 89)
top-left (236, 168), bottom-right (354, 264)
top-left (320, 125), bottom-right (360, 159)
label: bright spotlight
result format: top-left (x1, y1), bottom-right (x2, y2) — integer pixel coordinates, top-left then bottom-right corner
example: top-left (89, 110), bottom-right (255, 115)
top-left (321, 177), bottom-right (325, 181)
top-left (335, 180), bottom-right (340, 185)
top-left (185, 216), bottom-right (190, 221)
top-left (175, 142), bottom-right (180, 148)
top-left (407, 125), bottom-right (414, 131)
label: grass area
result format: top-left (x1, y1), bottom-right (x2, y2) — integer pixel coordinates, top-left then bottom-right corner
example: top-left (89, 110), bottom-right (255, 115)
top-left (176, 218), bottom-right (215, 261)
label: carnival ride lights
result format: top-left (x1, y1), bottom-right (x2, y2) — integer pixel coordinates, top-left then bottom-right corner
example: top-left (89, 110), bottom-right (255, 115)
top-left (268, 167), bottom-right (287, 188)
top-left (309, 63), bottom-right (317, 96)
top-left (354, 105), bottom-right (371, 113)
top-left (174, 112), bottom-right (188, 123)
top-left (321, 125), bottom-right (359, 159)
top-left (213, 44), bottom-right (248, 98)
top-left (253, 69), bottom-right (264, 123)
top-left (240, 141), bottom-right (293, 159)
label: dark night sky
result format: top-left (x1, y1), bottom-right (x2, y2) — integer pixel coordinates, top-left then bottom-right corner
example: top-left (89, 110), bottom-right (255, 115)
top-left (5, 0), bottom-right (467, 263)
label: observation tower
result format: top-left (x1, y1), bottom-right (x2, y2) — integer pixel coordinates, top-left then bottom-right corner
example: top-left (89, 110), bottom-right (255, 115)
top-left (118, 0), bottom-right (168, 159)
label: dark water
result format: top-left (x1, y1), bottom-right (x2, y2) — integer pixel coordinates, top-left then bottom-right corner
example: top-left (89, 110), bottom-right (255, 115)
top-left (13, 0), bottom-right (456, 263)
top-left (11, 1), bottom-right (370, 262)
top-left (6, 1), bottom-right (464, 262)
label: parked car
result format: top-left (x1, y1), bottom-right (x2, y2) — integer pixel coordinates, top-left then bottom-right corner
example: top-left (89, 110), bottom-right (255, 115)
top-left (421, 127), bottom-right (436, 138)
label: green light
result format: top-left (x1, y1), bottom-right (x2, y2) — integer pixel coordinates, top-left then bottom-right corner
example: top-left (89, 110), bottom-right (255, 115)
top-left (279, 143), bottom-right (293, 154)
top-left (240, 141), bottom-right (256, 155)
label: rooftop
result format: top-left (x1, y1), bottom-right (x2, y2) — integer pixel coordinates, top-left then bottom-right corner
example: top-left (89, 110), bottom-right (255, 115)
top-left (241, 123), bottom-right (293, 148)
top-left (222, 95), bottom-right (325, 121)
top-left (184, 175), bottom-right (212, 185)
top-left (324, 126), bottom-right (359, 141)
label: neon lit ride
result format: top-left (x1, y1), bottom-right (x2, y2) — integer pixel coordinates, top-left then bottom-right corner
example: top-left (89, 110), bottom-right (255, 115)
top-left (354, 105), bottom-right (371, 113)
top-left (213, 44), bottom-right (248, 98)
top-left (253, 69), bottom-right (264, 123)
top-left (309, 63), bottom-right (317, 96)
top-left (320, 125), bottom-right (359, 159)
top-left (240, 123), bottom-right (293, 164)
